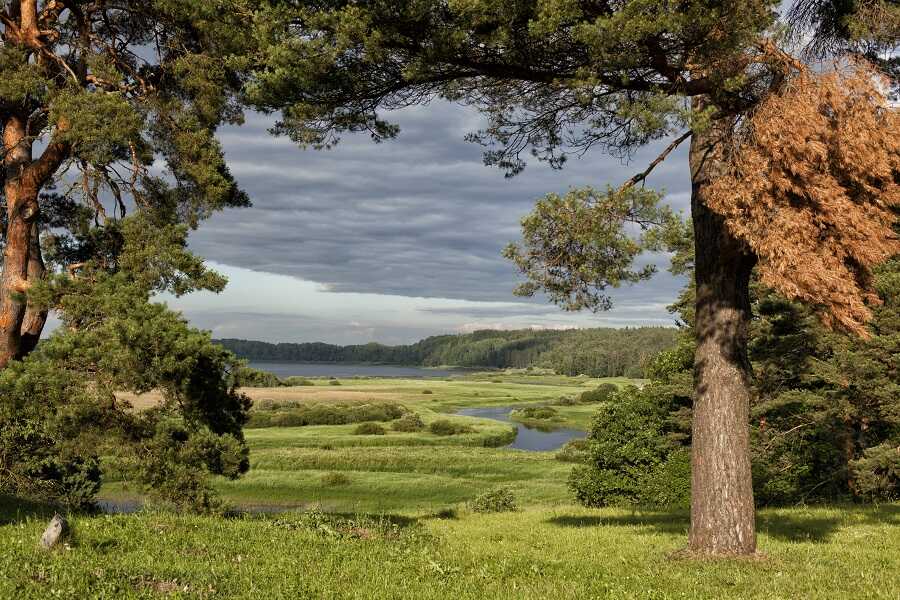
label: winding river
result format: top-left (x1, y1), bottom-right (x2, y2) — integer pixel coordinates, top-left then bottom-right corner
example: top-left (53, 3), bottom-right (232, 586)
top-left (456, 405), bottom-right (586, 451)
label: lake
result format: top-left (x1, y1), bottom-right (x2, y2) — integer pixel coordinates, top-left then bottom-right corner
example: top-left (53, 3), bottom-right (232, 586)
top-left (249, 361), bottom-right (458, 378)
top-left (456, 406), bottom-right (586, 452)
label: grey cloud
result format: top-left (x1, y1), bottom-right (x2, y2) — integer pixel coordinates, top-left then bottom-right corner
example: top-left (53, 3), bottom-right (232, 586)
top-left (189, 101), bottom-right (691, 309)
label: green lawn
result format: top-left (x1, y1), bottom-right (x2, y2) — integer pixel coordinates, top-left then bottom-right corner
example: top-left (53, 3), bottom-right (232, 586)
top-left (9, 373), bottom-right (896, 598)
top-left (1, 501), bottom-right (897, 599)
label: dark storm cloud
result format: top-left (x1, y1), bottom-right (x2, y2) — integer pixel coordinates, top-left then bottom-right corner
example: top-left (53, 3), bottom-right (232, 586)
top-left (189, 101), bottom-right (691, 306)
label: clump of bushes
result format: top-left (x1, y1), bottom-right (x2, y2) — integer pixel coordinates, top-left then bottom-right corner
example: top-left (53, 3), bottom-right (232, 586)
top-left (553, 396), bottom-right (578, 406)
top-left (578, 383), bottom-right (619, 403)
top-left (569, 383), bottom-right (691, 508)
top-left (511, 406), bottom-right (559, 420)
top-left (421, 389), bottom-right (433, 395)
top-left (481, 429), bottom-right (518, 447)
top-left (850, 443), bottom-right (900, 501)
top-left (392, 413), bottom-right (425, 432)
top-left (432, 507), bottom-right (457, 519)
top-left (246, 402), bottom-right (407, 428)
top-left (555, 438), bottom-right (590, 463)
top-left (353, 422), bottom-right (386, 435)
top-left (321, 471), bottom-right (351, 486)
top-left (232, 365), bottom-right (282, 388)
top-left (469, 487), bottom-right (517, 513)
top-left (328, 379), bottom-right (342, 386)
top-left (429, 419), bottom-right (473, 436)
top-left (282, 376), bottom-right (315, 386)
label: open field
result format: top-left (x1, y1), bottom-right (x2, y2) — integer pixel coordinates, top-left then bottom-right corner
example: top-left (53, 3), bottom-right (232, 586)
top-left (6, 373), bottom-right (900, 598)
top-left (2, 498), bottom-right (898, 599)
top-left (106, 373), bottom-right (623, 512)
top-left (119, 372), bottom-right (630, 410)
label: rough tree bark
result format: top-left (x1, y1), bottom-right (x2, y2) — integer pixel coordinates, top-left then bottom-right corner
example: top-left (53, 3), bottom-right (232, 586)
top-left (19, 220), bottom-right (48, 356)
top-left (687, 111), bottom-right (758, 556)
top-left (0, 113), bottom-right (39, 369)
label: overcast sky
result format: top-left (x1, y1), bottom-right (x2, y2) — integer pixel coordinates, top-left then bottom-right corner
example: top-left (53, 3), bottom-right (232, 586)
top-left (159, 101), bottom-right (692, 345)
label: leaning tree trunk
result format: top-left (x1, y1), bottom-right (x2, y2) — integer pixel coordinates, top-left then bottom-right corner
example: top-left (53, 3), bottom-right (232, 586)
top-left (687, 113), bottom-right (758, 556)
top-left (0, 114), bottom-right (41, 369)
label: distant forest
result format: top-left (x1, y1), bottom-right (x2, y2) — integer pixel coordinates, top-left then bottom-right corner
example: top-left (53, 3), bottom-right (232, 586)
top-left (215, 327), bottom-right (678, 378)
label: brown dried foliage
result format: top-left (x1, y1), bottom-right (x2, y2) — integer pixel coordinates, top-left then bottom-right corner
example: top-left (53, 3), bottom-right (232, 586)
top-left (707, 60), bottom-right (900, 336)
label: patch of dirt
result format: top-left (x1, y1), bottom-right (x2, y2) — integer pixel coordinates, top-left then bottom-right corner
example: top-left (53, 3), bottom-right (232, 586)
top-left (117, 388), bottom-right (401, 411)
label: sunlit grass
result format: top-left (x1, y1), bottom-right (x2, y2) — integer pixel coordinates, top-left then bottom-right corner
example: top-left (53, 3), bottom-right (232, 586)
top-left (2, 502), bottom-right (897, 599)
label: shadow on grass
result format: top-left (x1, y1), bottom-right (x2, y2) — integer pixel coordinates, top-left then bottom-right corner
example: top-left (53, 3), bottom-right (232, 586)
top-left (0, 493), bottom-right (60, 525)
top-left (546, 504), bottom-right (900, 544)
top-left (547, 510), bottom-right (689, 536)
top-left (757, 504), bottom-right (900, 543)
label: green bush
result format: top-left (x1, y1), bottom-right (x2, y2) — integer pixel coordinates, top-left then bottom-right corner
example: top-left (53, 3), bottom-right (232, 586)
top-left (554, 438), bottom-right (590, 463)
top-left (433, 507), bottom-right (457, 519)
top-left (639, 449), bottom-right (692, 508)
top-left (578, 383), bottom-right (619, 403)
top-left (511, 406), bottom-right (558, 420)
top-left (429, 419), bottom-right (473, 436)
top-left (321, 471), bottom-right (351, 487)
top-left (850, 442), bottom-right (900, 501)
top-left (353, 422), bottom-right (386, 435)
top-left (481, 429), bottom-right (517, 447)
top-left (246, 402), bottom-right (407, 428)
top-left (282, 377), bottom-right (315, 386)
top-left (421, 389), bottom-right (433, 395)
top-left (569, 383), bottom-right (691, 508)
top-left (469, 487), bottom-right (517, 513)
top-left (328, 379), bottom-right (342, 386)
top-left (392, 413), bottom-right (425, 432)
top-left (553, 396), bottom-right (578, 406)
top-left (232, 365), bottom-right (282, 388)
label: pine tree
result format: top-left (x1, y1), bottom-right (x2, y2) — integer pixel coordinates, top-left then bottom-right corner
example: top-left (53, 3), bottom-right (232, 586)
top-left (0, 0), bottom-right (252, 367)
top-left (247, 0), bottom-right (898, 554)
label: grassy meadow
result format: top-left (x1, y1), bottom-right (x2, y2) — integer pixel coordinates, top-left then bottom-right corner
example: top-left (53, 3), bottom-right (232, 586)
top-left (108, 372), bottom-right (612, 512)
top-left (2, 499), bottom-right (898, 599)
top-left (5, 372), bottom-right (899, 598)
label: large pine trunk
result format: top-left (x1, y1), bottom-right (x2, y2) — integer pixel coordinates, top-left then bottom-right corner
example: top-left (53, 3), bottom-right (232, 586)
top-left (687, 117), bottom-right (758, 556)
top-left (0, 114), bottom-right (42, 369)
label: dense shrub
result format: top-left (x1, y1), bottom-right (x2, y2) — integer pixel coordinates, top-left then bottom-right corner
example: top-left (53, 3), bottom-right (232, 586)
top-left (232, 365), bottom-right (282, 388)
top-left (578, 383), bottom-right (619, 403)
top-left (246, 402), bottom-right (407, 428)
top-left (321, 472), bottom-right (351, 486)
top-left (638, 449), bottom-right (692, 508)
top-left (392, 413), bottom-right (425, 432)
top-left (511, 406), bottom-right (559, 420)
top-left (421, 389), bottom-right (433, 395)
top-left (0, 281), bottom-right (251, 512)
top-left (429, 419), bottom-right (473, 436)
top-left (469, 487), bottom-right (517, 513)
top-left (328, 379), bottom-right (342, 386)
top-left (481, 429), bottom-right (518, 447)
top-left (555, 439), bottom-right (590, 463)
top-left (850, 443), bottom-right (900, 501)
top-left (282, 377), bottom-right (315, 386)
top-left (552, 396), bottom-right (578, 406)
top-left (569, 382), bottom-right (691, 508)
top-left (353, 422), bottom-right (386, 435)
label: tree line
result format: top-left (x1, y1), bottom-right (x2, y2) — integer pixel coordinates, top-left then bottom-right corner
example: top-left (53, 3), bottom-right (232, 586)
top-left (215, 326), bottom-right (678, 378)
